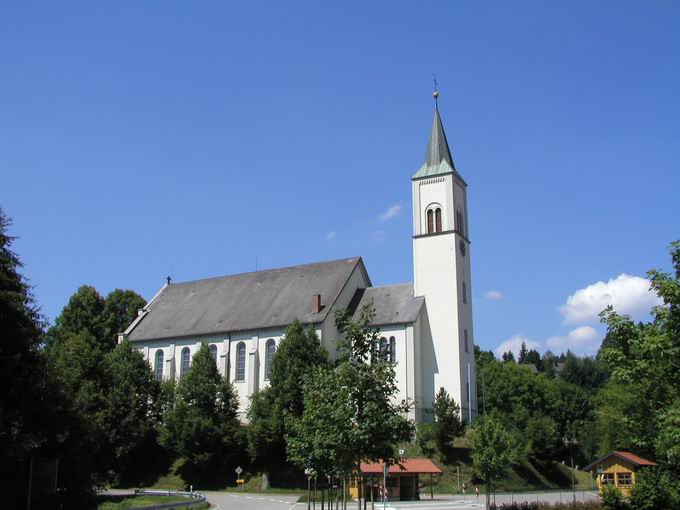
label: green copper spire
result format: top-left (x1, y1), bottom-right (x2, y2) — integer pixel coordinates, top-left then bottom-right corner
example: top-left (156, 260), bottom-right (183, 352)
top-left (414, 91), bottom-right (463, 180)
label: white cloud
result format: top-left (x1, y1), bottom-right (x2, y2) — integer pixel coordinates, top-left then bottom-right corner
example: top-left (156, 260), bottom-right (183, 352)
top-left (559, 274), bottom-right (661, 324)
top-left (495, 334), bottom-right (541, 358)
top-left (325, 231), bottom-right (337, 241)
top-left (379, 204), bottom-right (402, 222)
top-left (546, 326), bottom-right (600, 354)
top-left (484, 290), bottom-right (504, 300)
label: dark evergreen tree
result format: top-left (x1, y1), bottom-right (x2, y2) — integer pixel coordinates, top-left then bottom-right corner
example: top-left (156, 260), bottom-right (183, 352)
top-left (247, 320), bottom-right (329, 486)
top-left (160, 343), bottom-right (242, 483)
top-left (432, 387), bottom-right (464, 461)
top-left (517, 341), bottom-right (529, 364)
top-left (103, 340), bottom-right (161, 484)
top-left (0, 210), bottom-right (52, 502)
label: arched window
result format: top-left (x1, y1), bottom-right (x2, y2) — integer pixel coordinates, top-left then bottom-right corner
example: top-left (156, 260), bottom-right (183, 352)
top-left (236, 342), bottom-right (246, 382)
top-left (265, 339), bottom-right (276, 379)
top-left (426, 209), bottom-right (434, 234)
top-left (435, 208), bottom-right (442, 233)
top-left (209, 344), bottom-right (218, 364)
top-left (379, 337), bottom-right (388, 361)
top-left (462, 281), bottom-right (467, 304)
top-left (389, 336), bottom-right (396, 364)
top-left (154, 350), bottom-right (164, 381)
top-left (180, 347), bottom-right (190, 377)
top-left (464, 329), bottom-right (469, 353)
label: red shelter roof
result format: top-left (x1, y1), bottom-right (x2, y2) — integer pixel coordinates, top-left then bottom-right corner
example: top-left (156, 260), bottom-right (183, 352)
top-left (360, 459), bottom-right (442, 475)
top-left (612, 451), bottom-right (657, 467)
top-left (583, 451), bottom-right (657, 472)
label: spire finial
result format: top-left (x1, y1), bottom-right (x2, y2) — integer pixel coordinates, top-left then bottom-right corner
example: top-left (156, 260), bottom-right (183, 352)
top-left (432, 74), bottom-right (439, 107)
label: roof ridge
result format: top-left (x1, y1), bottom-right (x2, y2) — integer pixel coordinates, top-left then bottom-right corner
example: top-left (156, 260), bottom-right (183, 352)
top-left (168, 256), bottom-right (362, 287)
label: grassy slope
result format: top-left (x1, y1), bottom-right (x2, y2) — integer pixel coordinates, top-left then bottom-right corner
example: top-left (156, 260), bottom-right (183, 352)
top-left (123, 437), bottom-right (596, 496)
top-left (402, 438), bottom-right (597, 494)
top-left (98, 495), bottom-right (208, 509)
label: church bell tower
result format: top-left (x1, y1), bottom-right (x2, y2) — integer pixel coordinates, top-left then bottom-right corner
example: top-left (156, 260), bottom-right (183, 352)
top-left (412, 91), bottom-right (477, 420)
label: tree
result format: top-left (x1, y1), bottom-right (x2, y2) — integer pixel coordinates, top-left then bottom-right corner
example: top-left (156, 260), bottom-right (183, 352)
top-left (247, 320), bottom-right (329, 485)
top-left (559, 352), bottom-right (608, 392)
top-left (524, 349), bottom-right (542, 371)
top-left (47, 285), bottom-right (105, 349)
top-left (100, 289), bottom-right (146, 350)
top-left (160, 343), bottom-right (241, 479)
top-left (599, 240), bottom-right (680, 461)
top-left (432, 387), bottom-right (464, 461)
top-left (628, 467), bottom-right (680, 510)
top-left (102, 340), bottom-right (161, 483)
top-left (48, 286), bottom-right (145, 352)
top-left (0, 210), bottom-right (53, 502)
top-left (470, 414), bottom-right (520, 508)
top-left (517, 341), bottom-right (529, 364)
top-left (502, 351), bottom-right (515, 362)
top-left (286, 304), bottom-right (414, 505)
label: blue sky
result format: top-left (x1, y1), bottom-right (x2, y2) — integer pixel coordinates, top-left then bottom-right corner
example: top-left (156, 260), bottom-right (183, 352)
top-left (2, 1), bottom-right (678, 356)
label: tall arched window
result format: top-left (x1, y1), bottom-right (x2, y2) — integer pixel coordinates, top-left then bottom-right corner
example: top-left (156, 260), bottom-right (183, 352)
top-left (236, 342), bottom-right (246, 382)
top-left (154, 349), bottom-right (164, 381)
top-left (462, 281), bottom-right (467, 304)
top-left (464, 329), bottom-right (469, 353)
top-left (209, 344), bottom-right (218, 364)
top-left (265, 339), bottom-right (276, 380)
top-left (389, 336), bottom-right (396, 364)
top-left (435, 208), bottom-right (442, 232)
top-left (180, 347), bottom-right (190, 377)
top-left (379, 337), bottom-right (388, 361)
top-left (426, 209), bottom-right (434, 234)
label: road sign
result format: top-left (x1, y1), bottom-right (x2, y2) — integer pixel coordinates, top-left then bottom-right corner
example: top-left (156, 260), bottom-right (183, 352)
top-left (235, 466), bottom-right (243, 475)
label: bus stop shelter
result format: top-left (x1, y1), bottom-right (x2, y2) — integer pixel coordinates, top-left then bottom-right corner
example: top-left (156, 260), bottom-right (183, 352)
top-left (351, 458), bottom-right (442, 501)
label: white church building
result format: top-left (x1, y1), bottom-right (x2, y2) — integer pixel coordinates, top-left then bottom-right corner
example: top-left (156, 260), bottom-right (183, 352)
top-left (121, 98), bottom-right (478, 423)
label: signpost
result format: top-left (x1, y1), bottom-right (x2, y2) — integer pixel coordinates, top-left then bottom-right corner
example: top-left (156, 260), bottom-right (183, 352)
top-left (235, 466), bottom-right (244, 492)
top-left (305, 468), bottom-right (314, 510)
top-left (382, 463), bottom-right (389, 510)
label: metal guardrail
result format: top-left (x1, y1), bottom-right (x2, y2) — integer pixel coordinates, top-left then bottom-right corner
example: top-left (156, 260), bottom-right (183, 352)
top-left (127, 489), bottom-right (207, 510)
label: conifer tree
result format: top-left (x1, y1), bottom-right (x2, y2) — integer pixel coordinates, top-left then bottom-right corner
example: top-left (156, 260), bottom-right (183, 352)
top-left (160, 343), bottom-right (241, 479)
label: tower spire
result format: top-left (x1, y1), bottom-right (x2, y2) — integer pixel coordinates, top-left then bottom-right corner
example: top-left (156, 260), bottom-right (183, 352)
top-left (424, 88), bottom-right (455, 170)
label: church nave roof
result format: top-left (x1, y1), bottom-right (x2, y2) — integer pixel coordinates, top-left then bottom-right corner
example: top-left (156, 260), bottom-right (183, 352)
top-left (127, 257), bottom-right (367, 341)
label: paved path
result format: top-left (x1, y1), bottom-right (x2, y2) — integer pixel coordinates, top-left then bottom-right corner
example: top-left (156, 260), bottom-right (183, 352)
top-left (203, 491), bottom-right (301, 510)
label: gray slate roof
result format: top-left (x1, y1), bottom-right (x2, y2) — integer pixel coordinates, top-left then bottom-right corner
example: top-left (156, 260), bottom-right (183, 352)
top-left (128, 257), bottom-right (367, 341)
top-left (349, 283), bottom-right (423, 326)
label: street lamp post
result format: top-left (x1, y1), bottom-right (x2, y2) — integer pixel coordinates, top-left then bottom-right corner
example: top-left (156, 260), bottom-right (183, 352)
top-left (563, 437), bottom-right (579, 504)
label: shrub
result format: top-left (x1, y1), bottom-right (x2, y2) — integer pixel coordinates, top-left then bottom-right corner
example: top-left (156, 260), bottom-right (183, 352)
top-left (629, 468), bottom-right (680, 510)
top-left (601, 485), bottom-right (629, 510)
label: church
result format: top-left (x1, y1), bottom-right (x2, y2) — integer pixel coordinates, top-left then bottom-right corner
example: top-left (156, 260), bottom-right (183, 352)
top-left (120, 94), bottom-right (478, 423)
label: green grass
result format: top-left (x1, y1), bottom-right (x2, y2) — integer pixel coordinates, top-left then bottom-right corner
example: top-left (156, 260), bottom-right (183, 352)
top-left (98, 495), bottom-right (207, 509)
top-left (402, 436), bottom-right (598, 494)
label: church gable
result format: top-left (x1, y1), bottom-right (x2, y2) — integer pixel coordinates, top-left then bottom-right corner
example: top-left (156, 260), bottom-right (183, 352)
top-left (127, 257), bottom-right (365, 342)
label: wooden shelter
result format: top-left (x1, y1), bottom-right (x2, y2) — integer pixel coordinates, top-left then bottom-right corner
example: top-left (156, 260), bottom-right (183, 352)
top-left (349, 458), bottom-right (442, 501)
top-left (584, 451), bottom-right (656, 496)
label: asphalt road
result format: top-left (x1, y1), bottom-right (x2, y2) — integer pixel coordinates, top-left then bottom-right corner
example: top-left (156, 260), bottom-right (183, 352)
top-left (203, 491), bottom-right (301, 510)
top-left (203, 491), bottom-right (599, 510)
